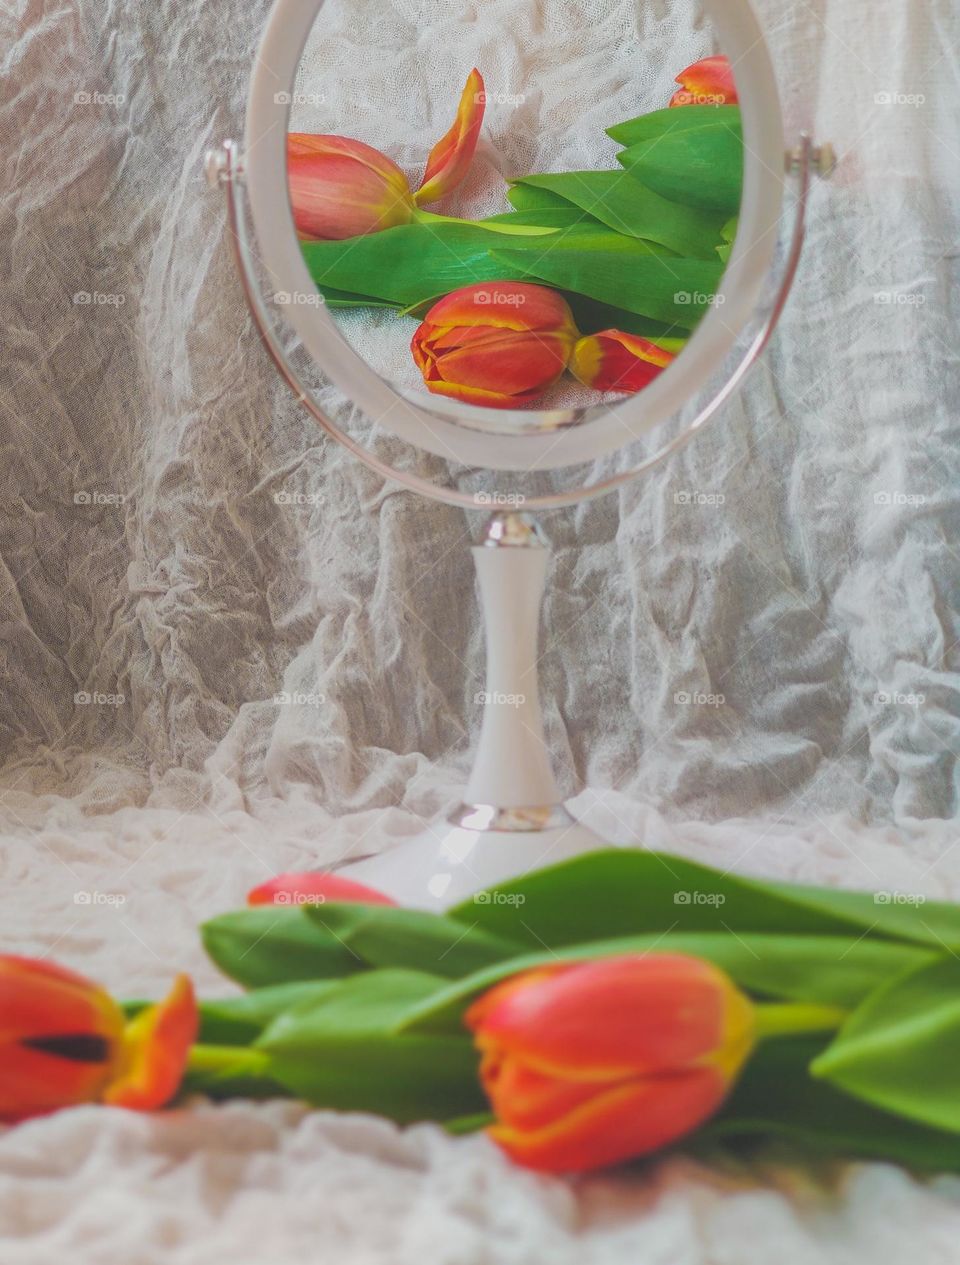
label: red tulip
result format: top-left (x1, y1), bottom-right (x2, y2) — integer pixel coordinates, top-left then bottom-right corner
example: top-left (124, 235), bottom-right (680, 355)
top-left (670, 55), bottom-right (739, 108)
top-left (411, 281), bottom-right (579, 409)
top-left (570, 330), bottom-right (682, 394)
top-left (247, 872), bottom-right (397, 907)
top-left (465, 954), bottom-right (755, 1173)
top-left (414, 68), bottom-right (486, 206)
top-left (287, 70), bottom-right (486, 240)
top-left (287, 134), bottom-right (416, 241)
top-left (0, 956), bottom-right (197, 1122)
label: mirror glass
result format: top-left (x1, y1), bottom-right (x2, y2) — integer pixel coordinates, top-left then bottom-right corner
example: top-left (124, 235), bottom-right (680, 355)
top-left (283, 0), bottom-right (742, 434)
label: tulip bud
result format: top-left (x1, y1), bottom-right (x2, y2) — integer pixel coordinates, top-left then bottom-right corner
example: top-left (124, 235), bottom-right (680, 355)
top-left (0, 955), bottom-right (197, 1122)
top-left (247, 872), bottom-right (397, 907)
top-left (287, 134), bottom-right (416, 241)
top-left (569, 330), bottom-right (682, 394)
top-left (670, 55), bottom-right (739, 107)
top-left (465, 954), bottom-right (755, 1173)
top-left (411, 281), bottom-right (579, 409)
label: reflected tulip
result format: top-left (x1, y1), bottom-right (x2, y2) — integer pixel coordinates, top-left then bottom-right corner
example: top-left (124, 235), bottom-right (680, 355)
top-left (670, 55), bottom-right (739, 107)
top-left (247, 872), bottom-right (397, 907)
top-left (465, 954), bottom-right (755, 1173)
top-left (569, 330), bottom-right (682, 394)
top-left (414, 68), bottom-right (486, 206)
top-left (411, 281), bottom-right (579, 409)
top-left (287, 134), bottom-right (416, 241)
top-left (288, 69), bottom-right (486, 240)
top-left (0, 955), bottom-right (197, 1122)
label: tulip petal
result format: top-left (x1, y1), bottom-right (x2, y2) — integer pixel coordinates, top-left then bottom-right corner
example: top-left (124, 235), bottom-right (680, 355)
top-left (414, 69), bottom-right (486, 205)
top-left (287, 134), bottom-right (415, 240)
top-left (247, 872), bottom-right (397, 907)
top-left (102, 975), bottom-right (198, 1111)
top-left (487, 1066), bottom-right (727, 1173)
top-left (468, 954), bottom-right (754, 1082)
top-left (421, 281), bottom-right (578, 336)
top-left (670, 55), bottom-right (739, 107)
top-left (570, 330), bottom-right (679, 394)
top-left (0, 956), bottom-right (126, 1121)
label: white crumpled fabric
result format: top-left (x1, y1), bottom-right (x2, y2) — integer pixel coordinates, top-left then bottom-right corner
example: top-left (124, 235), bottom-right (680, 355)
top-left (3, 0), bottom-right (960, 1260)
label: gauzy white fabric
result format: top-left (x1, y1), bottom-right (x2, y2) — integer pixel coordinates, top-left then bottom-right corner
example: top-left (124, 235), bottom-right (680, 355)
top-left (2, 0), bottom-right (960, 1261)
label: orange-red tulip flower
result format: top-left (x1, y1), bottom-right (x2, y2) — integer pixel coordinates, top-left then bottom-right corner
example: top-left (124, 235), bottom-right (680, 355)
top-left (411, 281), bottom-right (579, 409)
top-left (287, 70), bottom-right (486, 240)
top-left (287, 134), bottom-right (417, 241)
top-left (414, 68), bottom-right (486, 206)
top-left (0, 956), bottom-right (197, 1123)
top-left (247, 872), bottom-right (397, 907)
top-left (670, 55), bottom-right (739, 107)
top-left (569, 330), bottom-right (682, 394)
top-left (465, 954), bottom-right (755, 1173)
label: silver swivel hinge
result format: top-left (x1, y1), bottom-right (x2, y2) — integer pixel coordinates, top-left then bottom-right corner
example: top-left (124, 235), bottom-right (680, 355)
top-left (204, 140), bottom-right (244, 189)
top-left (785, 138), bottom-right (836, 178)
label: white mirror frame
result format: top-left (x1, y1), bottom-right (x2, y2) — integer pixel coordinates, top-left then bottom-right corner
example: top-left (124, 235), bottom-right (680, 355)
top-left (243, 0), bottom-right (785, 474)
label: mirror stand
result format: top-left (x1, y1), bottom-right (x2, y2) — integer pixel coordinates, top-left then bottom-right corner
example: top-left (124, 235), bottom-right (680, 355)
top-left (336, 510), bottom-right (607, 908)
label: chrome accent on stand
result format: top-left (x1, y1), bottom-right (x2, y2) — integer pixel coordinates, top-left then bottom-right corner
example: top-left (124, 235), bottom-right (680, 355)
top-left (448, 802), bottom-right (576, 833)
top-left (480, 512), bottom-right (547, 549)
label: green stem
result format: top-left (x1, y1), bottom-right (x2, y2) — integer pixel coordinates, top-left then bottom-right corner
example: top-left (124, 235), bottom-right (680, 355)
top-left (187, 1044), bottom-right (273, 1078)
top-left (412, 208), bottom-right (560, 238)
top-left (753, 1002), bottom-right (848, 1041)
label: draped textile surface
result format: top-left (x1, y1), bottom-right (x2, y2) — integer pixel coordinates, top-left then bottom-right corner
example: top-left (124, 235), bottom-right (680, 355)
top-left (2, 0), bottom-right (960, 1260)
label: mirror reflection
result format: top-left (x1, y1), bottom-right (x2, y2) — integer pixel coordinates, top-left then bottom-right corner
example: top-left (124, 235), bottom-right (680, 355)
top-left (285, 1), bottom-right (742, 424)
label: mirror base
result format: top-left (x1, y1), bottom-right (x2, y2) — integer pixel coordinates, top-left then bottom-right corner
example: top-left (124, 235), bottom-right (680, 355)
top-left (332, 815), bottom-right (611, 910)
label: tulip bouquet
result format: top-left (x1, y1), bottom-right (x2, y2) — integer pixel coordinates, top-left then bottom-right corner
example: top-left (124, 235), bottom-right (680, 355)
top-left (287, 60), bottom-right (742, 408)
top-left (9, 850), bottom-right (960, 1178)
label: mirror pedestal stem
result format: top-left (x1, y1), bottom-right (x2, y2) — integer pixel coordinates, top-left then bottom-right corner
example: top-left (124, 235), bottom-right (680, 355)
top-left (460, 512), bottom-right (566, 816)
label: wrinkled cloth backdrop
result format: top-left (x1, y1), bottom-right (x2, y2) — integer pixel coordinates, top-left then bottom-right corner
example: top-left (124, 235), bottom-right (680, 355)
top-left (2, 0), bottom-right (960, 1262)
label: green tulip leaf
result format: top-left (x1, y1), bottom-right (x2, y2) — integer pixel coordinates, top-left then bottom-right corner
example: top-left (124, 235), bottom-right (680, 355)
top-left (201, 907), bottom-right (367, 989)
top-left (607, 104), bottom-right (742, 147)
top-left (704, 1037), bottom-right (960, 1173)
top-left (447, 851), bottom-right (960, 953)
top-left (301, 222), bottom-right (684, 314)
top-left (490, 249), bottom-right (724, 328)
top-left (196, 981), bottom-right (344, 1045)
top-left (303, 902), bottom-right (527, 979)
top-left (617, 125), bottom-right (743, 216)
top-left (256, 969), bottom-right (484, 1122)
top-left (509, 171), bottom-right (726, 258)
top-left (812, 955), bottom-right (960, 1133)
top-left (399, 932), bottom-right (931, 1034)
top-left (717, 216), bottom-right (738, 263)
